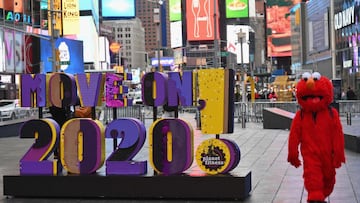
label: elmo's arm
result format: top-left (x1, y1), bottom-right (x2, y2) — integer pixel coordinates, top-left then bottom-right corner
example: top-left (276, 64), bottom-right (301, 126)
top-left (331, 108), bottom-right (345, 168)
top-left (288, 111), bottom-right (302, 168)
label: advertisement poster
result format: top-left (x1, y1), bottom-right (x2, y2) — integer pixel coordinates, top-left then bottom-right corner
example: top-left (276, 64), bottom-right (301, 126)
top-left (186, 0), bottom-right (219, 41)
top-left (41, 37), bottom-right (84, 74)
top-left (3, 29), bottom-right (15, 73)
top-left (62, 0), bottom-right (79, 35)
top-left (266, 0), bottom-right (301, 57)
top-left (225, 0), bottom-right (249, 18)
top-left (101, 0), bottom-right (135, 18)
top-left (169, 0), bottom-right (182, 22)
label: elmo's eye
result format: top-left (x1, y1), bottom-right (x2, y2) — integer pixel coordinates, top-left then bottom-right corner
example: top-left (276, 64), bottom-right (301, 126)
top-left (312, 72), bottom-right (321, 81)
top-left (302, 72), bottom-right (311, 81)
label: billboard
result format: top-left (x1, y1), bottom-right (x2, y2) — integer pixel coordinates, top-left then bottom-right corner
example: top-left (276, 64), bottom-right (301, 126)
top-left (0, 29), bottom-right (4, 72)
top-left (169, 0), bottom-right (182, 22)
top-left (47, 0), bottom-right (63, 36)
top-left (170, 21), bottom-right (183, 48)
top-left (186, 0), bottom-right (220, 41)
top-left (4, 0), bottom-right (14, 23)
top-left (266, 0), bottom-right (301, 57)
top-left (101, 0), bottom-right (135, 18)
top-left (1, 0), bottom-right (31, 24)
top-left (226, 25), bottom-right (250, 64)
top-left (334, 0), bottom-right (359, 70)
top-left (0, 0), bottom-right (3, 19)
top-left (151, 57), bottom-right (175, 69)
top-left (41, 37), bottom-right (84, 74)
top-left (225, 0), bottom-right (249, 18)
top-left (25, 35), bottom-right (41, 74)
top-left (77, 16), bottom-right (99, 64)
top-left (2, 29), bottom-right (25, 73)
top-left (80, 0), bottom-right (100, 32)
top-left (62, 0), bottom-right (80, 35)
top-left (307, 0), bottom-right (330, 54)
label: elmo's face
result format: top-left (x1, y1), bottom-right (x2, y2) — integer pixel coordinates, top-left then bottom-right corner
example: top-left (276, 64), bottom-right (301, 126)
top-left (296, 72), bottom-right (333, 112)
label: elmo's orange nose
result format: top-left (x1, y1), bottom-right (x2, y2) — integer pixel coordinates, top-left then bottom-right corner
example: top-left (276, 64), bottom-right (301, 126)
top-left (306, 78), bottom-right (315, 89)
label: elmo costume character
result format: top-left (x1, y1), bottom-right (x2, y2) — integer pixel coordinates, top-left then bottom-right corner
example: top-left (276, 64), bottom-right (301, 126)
top-left (287, 72), bottom-right (345, 203)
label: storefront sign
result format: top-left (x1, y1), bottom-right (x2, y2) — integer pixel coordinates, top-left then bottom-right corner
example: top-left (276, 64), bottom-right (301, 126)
top-left (343, 59), bottom-right (352, 68)
top-left (334, 6), bottom-right (355, 30)
top-left (5, 11), bottom-right (31, 24)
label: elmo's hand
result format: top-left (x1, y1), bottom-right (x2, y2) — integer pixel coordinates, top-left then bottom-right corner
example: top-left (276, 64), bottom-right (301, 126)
top-left (288, 154), bottom-right (301, 168)
top-left (332, 155), bottom-right (344, 168)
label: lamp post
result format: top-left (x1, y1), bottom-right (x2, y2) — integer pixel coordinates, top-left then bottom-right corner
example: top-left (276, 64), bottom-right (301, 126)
top-left (237, 30), bottom-right (246, 103)
top-left (213, 0), bottom-right (219, 68)
top-left (154, 0), bottom-right (163, 72)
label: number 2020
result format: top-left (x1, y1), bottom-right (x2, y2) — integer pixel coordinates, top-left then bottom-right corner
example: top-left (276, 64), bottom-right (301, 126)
top-left (19, 117), bottom-right (195, 176)
top-left (20, 117), bottom-right (239, 176)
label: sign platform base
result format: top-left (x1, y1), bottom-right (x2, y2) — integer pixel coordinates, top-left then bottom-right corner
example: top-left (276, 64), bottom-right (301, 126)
top-left (3, 171), bottom-right (251, 200)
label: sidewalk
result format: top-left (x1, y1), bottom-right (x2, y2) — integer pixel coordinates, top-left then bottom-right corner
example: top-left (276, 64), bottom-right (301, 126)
top-left (1, 113), bottom-right (359, 203)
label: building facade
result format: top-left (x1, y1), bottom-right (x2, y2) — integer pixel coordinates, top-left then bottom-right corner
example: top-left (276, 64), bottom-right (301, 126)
top-left (103, 18), bottom-right (146, 71)
top-left (334, 0), bottom-right (360, 96)
top-left (136, 0), bottom-right (170, 58)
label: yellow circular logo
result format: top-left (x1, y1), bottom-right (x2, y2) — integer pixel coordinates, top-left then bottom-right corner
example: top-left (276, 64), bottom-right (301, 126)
top-left (195, 138), bottom-right (231, 175)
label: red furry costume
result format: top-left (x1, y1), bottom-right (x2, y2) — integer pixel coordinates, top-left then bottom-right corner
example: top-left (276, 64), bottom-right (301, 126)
top-left (287, 72), bottom-right (345, 203)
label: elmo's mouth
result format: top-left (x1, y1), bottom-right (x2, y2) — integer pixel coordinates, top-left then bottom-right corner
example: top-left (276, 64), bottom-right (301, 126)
top-left (301, 95), bottom-right (323, 103)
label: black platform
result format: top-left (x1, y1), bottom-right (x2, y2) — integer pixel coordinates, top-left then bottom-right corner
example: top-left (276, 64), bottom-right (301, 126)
top-left (262, 108), bottom-right (295, 130)
top-left (343, 125), bottom-right (360, 153)
top-left (0, 121), bottom-right (23, 138)
top-left (3, 171), bottom-right (251, 200)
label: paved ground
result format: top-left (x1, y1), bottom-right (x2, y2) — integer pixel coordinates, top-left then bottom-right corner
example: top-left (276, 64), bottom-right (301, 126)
top-left (0, 113), bottom-right (359, 203)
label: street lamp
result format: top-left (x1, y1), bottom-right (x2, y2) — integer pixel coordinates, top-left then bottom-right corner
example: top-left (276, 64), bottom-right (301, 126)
top-left (153, 0), bottom-right (163, 72)
top-left (237, 30), bottom-right (246, 103)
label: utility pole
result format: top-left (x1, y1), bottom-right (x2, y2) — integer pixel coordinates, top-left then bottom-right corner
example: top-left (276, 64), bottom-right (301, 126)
top-left (50, 0), bottom-right (56, 72)
top-left (158, 1), bottom-right (162, 72)
top-left (330, 0), bottom-right (336, 79)
top-left (49, 0), bottom-right (61, 73)
top-left (213, 0), bottom-right (219, 68)
top-left (237, 30), bottom-right (246, 103)
top-left (153, 1), bottom-right (163, 72)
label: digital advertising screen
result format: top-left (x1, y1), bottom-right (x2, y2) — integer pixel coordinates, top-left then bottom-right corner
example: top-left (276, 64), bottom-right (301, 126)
top-left (307, 0), bottom-right (330, 54)
top-left (77, 16), bottom-right (99, 64)
top-left (169, 0), bottom-right (182, 22)
top-left (226, 0), bottom-right (249, 18)
top-left (266, 0), bottom-right (301, 57)
top-left (226, 25), bottom-right (250, 64)
top-left (170, 21), bottom-right (183, 48)
top-left (80, 0), bottom-right (100, 32)
top-left (101, 0), bottom-right (135, 18)
top-left (0, 0), bottom-right (3, 19)
top-left (186, 0), bottom-right (220, 41)
top-left (41, 37), bottom-right (84, 74)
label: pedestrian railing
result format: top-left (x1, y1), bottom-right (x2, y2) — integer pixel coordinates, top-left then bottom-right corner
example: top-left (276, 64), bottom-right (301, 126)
top-left (98, 105), bottom-right (144, 124)
top-left (96, 100), bottom-right (360, 126)
top-left (234, 100), bottom-right (360, 123)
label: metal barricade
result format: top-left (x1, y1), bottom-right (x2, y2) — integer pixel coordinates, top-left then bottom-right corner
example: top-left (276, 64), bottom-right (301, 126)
top-left (235, 101), bottom-right (299, 123)
top-left (99, 105), bottom-right (144, 124)
top-left (338, 100), bottom-right (360, 125)
top-left (234, 100), bottom-right (360, 124)
top-left (234, 102), bottom-right (247, 127)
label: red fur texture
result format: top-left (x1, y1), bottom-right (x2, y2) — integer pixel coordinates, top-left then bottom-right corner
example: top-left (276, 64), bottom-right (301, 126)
top-left (287, 73), bottom-right (345, 202)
